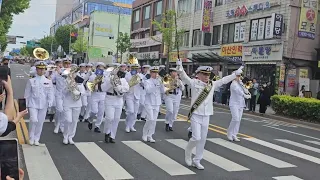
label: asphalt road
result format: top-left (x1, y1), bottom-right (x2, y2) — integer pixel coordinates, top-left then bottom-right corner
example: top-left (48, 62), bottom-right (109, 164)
top-left (10, 65), bottom-right (320, 180)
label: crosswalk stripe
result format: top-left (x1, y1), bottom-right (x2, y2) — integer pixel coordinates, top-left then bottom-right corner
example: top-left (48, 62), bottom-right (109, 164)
top-left (245, 138), bottom-right (320, 165)
top-left (304, 140), bottom-right (320, 146)
top-left (272, 175), bottom-right (304, 180)
top-left (23, 118), bottom-right (179, 123)
top-left (123, 141), bottom-right (195, 176)
top-left (276, 139), bottom-right (320, 154)
top-left (22, 144), bottom-right (63, 180)
top-left (75, 142), bottom-right (134, 180)
top-left (207, 138), bottom-right (295, 168)
top-left (166, 139), bottom-right (249, 172)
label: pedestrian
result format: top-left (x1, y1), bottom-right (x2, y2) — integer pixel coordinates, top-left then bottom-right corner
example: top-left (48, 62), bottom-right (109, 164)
top-left (176, 59), bottom-right (243, 170)
top-left (137, 65), bottom-right (151, 121)
top-left (257, 84), bottom-right (271, 114)
top-left (299, 85), bottom-right (305, 97)
top-left (142, 66), bottom-right (164, 143)
top-left (77, 63), bottom-right (89, 122)
top-left (24, 61), bottom-right (54, 146)
top-left (83, 63), bottom-right (93, 122)
top-left (227, 74), bottom-right (251, 142)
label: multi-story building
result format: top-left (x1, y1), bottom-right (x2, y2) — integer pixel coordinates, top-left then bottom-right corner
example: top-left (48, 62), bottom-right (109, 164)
top-left (55, 0), bottom-right (73, 21)
top-left (130, 0), bottom-right (173, 66)
top-left (175, 0), bottom-right (320, 95)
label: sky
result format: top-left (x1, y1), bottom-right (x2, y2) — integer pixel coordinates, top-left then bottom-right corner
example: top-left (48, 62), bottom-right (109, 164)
top-left (6, 0), bottom-right (56, 53)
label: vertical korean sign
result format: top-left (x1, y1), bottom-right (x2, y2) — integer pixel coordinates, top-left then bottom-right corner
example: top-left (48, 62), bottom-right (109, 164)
top-left (298, 0), bottom-right (318, 39)
top-left (201, 0), bottom-right (212, 32)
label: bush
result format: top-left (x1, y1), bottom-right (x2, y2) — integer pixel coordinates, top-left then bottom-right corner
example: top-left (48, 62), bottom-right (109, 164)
top-left (271, 95), bottom-right (320, 122)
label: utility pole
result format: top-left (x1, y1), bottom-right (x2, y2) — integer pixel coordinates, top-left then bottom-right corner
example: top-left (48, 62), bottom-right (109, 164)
top-left (116, 7), bottom-right (121, 62)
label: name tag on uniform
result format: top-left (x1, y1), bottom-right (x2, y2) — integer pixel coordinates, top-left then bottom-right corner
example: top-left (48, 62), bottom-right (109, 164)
top-left (44, 83), bottom-right (49, 85)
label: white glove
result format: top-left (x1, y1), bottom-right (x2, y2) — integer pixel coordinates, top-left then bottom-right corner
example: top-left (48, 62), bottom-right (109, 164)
top-left (48, 102), bottom-right (53, 108)
top-left (176, 59), bottom-right (183, 72)
top-left (115, 85), bottom-right (122, 92)
top-left (244, 94), bottom-right (251, 99)
top-left (73, 89), bottom-right (81, 96)
top-left (235, 66), bottom-right (244, 76)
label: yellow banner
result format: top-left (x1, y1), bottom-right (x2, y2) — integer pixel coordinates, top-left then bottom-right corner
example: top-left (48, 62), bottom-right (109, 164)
top-left (221, 44), bottom-right (242, 57)
top-left (298, 0), bottom-right (318, 39)
top-left (113, 2), bottom-right (132, 8)
top-left (299, 69), bottom-right (308, 78)
top-left (169, 51), bottom-right (188, 62)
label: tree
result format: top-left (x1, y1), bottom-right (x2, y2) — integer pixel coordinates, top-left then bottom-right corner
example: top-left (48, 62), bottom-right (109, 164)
top-left (115, 32), bottom-right (131, 62)
top-left (152, 10), bottom-right (184, 71)
top-left (20, 46), bottom-right (29, 56)
top-left (39, 36), bottom-right (58, 55)
top-left (54, 25), bottom-right (77, 54)
top-left (71, 30), bottom-right (88, 54)
top-left (0, 0), bottom-right (30, 51)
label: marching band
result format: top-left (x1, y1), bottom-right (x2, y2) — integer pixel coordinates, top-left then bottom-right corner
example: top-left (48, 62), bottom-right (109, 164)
top-left (25, 48), bottom-right (248, 170)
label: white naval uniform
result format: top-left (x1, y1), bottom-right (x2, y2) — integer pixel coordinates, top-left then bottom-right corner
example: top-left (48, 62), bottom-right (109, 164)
top-left (55, 70), bottom-right (67, 133)
top-left (164, 79), bottom-right (184, 128)
top-left (62, 83), bottom-right (87, 144)
top-left (24, 75), bottom-right (54, 144)
top-left (142, 78), bottom-right (164, 141)
top-left (88, 73), bottom-right (105, 129)
top-left (46, 70), bottom-right (56, 115)
top-left (77, 71), bottom-right (89, 118)
top-left (178, 69), bottom-right (236, 166)
top-left (227, 81), bottom-right (247, 140)
top-left (138, 73), bottom-right (147, 119)
top-left (84, 71), bottom-right (93, 120)
top-left (102, 77), bottom-right (129, 139)
top-left (124, 72), bottom-right (143, 132)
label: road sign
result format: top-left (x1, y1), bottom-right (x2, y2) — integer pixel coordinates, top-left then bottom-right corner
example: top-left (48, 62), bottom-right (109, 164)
top-left (27, 40), bottom-right (40, 48)
top-left (7, 36), bottom-right (17, 44)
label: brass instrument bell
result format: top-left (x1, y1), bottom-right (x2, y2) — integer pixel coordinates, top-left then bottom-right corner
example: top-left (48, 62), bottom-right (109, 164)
top-left (33, 48), bottom-right (50, 60)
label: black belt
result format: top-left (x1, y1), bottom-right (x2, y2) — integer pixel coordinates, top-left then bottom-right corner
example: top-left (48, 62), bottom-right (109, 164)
top-left (53, 83), bottom-right (56, 85)
top-left (169, 92), bottom-right (179, 95)
top-left (107, 92), bottom-right (123, 96)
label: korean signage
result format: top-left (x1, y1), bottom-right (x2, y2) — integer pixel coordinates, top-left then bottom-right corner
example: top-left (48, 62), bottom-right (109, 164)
top-left (272, 13), bottom-right (283, 37)
top-left (226, 1), bottom-right (271, 17)
top-left (93, 23), bottom-right (113, 37)
top-left (234, 22), bottom-right (246, 42)
top-left (201, 0), bottom-right (212, 32)
top-left (299, 69), bottom-right (308, 78)
top-left (131, 34), bottom-right (162, 48)
top-left (298, 0), bottom-right (318, 39)
top-left (250, 13), bottom-right (283, 40)
top-left (243, 44), bottom-right (283, 61)
top-left (221, 44), bottom-right (242, 57)
top-left (169, 51), bottom-right (190, 62)
top-left (132, 51), bottom-right (159, 60)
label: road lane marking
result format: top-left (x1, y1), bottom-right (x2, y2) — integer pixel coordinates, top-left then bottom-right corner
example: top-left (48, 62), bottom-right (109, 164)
top-left (265, 126), bottom-right (320, 141)
top-left (207, 138), bottom-right (295, 168)
top-left (276, 139), bottom-right (320, 154)
top-left (272, 175), bottom-right (304, 180)
top-left (75, 142), bottom-right (134, 180)
top-left (304, 140), bottom-right (320, 146)
top-left (245, 138), bottom-right (320, 165)
top-left (123, 141), bottom-right (195, 176)
top-left (22, 144), bottom-right (63, 180)
top-left (166, 139), bottom-right (249, 172)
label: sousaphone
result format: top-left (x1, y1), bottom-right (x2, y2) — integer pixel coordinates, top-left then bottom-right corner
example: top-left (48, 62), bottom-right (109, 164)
top-left (33, 48), bottom-right (49, 60)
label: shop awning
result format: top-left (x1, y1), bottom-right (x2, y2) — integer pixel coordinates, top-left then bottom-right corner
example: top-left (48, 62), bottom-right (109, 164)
top-left (245, 61), bottom-right (277, 65)
top-left (192, 51), bottom-right (242, 65)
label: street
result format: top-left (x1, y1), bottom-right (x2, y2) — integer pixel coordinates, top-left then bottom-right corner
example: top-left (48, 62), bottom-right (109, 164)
top-left (11, 65), bottom-right (320, 180)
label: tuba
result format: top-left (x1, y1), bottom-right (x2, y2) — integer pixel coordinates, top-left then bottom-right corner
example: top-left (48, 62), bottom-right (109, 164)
top-left (65, 66), bottom-right (81, 101)
top-left (162, 74), bottom-right (178, 95)
top-left (107, 66), bottom-right (122, 88)
top-left (86, 69), bottom-right (104, 92)
top-left (33, 48), bottom-right (49, 60)
top-left (128, 54), bottom-right (141, 87)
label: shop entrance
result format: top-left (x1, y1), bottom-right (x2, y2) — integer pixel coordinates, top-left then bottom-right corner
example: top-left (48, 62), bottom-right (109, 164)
top-left (248, 64), bottom-right (277, 95)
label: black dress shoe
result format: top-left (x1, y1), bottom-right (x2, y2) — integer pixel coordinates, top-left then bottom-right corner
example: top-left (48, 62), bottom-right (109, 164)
top-left (109, 137), bottom-right (115, 143)
top-left (49, 114), bottom-right (54, 122)
top-left (88, 122), bottom-right (93, 130)
top-left (188, 131), bottom-right (192, 139)
top-left (137, 114), bottom-right (141, 120)
top-left (165, 124), bottom-right (169, 132)
top-left (105, 134), bottom-right (110, 143)
top-left (79, 115), bottom-right (84, 121)
top-left (169, 127), bottom-right (173, 131)
top-left (94, 127), bottom-right (101, 133)
top-left (141, 118), bottom-right (146, 121)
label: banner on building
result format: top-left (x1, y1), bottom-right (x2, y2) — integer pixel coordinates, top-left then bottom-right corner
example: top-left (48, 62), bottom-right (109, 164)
top-left (201, 0), bottom-right (212, 32)
top-left (272, 13), bottom-right (283, 37)
top-left (93, 23), bottom-right (114, 37)
top-left (221, 44), bottom-right (242, 57)
top-left (298, 0), bottom-right (318, 39)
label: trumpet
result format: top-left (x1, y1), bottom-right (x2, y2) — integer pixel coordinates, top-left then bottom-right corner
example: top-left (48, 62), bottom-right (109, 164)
top-left (162, 74), bottom-right (178, 95)
top-left (245, 81), bottom-right (253, 89)
top-left (238, 81), bottom-right (251, 97)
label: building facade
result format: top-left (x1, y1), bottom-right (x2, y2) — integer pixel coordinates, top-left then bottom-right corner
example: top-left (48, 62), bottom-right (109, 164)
top-left (130, 0), bottom-right (173, 65)
top-left (55, 0), bottom-right (74, 21)
top-left (175, 0), bottom-right (320, 95)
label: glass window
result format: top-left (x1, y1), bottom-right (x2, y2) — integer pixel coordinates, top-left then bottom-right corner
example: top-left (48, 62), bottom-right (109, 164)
top-left (250, 17), bottom-right (271, 41)
top-left (228, 23), bottom-right (235, 43)
top-left (178, 0), bottom-right (190, 14)
top-left (212, 25), bottom-right (220, 45)
top-left (194, 0), bottom-right (202, 11)
top-left (182, 31), bottom-right (189, 47)
top-left (155, 1), bottom-right (162, 16)
top-left (193, 30), bottom-right (202, 46)
top-left (72, 6), bottom-right (84, 23)
top-left (215, 0), bottom-right (223, 6)
top-left (168, 0), bottom-right (173, 9)
top-left (134, 10), bottom-right (140, 22)
top-left (222, 22), bottom-right (245, 44)
top-left (144, 6), bottom-right (150, 19)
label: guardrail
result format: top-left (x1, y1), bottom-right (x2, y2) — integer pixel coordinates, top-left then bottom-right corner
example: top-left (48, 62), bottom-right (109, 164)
top-left (13, 99), bottom-right (29, 144)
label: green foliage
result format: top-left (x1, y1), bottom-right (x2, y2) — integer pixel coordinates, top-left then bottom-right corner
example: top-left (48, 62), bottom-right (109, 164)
top-left (0, 0), bottom-right (30, 51)
top-left (115, 32), bottom-right (131, 59)
top-left (71, 30), bottom-right (88, 53)
top-left (26, 46), bottom-right (35, 57)
top-left (271, 95), bottom-right (320, 122)
top-left (20, 46), bottom-right (29, 56)
top-left (39, 36), bottom-right (58, 55)
top-left (54, 25), bottom-right (77, 54)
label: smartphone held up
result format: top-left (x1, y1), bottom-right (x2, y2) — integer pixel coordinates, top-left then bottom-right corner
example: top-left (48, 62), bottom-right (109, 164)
top-left (0, 139), bottom-right (19, 180)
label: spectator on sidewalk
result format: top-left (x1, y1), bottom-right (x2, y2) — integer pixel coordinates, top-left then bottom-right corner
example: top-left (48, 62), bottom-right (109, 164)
top-left (249, 78), bottom-right (259, 112)
top-left (257, 83), bottom-right (271, 114)
top-left (299, 85), bottom-right (305, 97)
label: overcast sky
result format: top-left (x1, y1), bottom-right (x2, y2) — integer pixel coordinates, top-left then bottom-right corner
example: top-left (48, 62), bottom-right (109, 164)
top-left (6, 0), bottom-right (56, 53)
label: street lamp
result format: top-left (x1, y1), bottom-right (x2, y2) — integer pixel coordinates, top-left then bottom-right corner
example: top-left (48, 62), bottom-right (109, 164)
top-left (116, 7), bottom-right (123, 61)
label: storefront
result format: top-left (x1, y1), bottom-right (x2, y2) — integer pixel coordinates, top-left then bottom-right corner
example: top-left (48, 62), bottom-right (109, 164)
top-left (169, 51), bottom-right (194, 74)
top-left (131, 51), bottom-right (160, 65)
top-left (243, 43), bottom-right (283, 94)
top-left (220, 44), bottom-right (243, 74)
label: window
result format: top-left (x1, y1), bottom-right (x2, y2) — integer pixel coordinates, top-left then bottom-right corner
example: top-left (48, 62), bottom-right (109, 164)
top-left (193, 30), bottom-right (202, 46)
top-left (153, 30), bottom-right (161, 35)
top-left (250, 17), bottom-right (272, 41)
top-left (108, 51), bottom-right (113, 55)
top-left (212, 25), bottom-right (221, 45)
top-left (222, 22), bottom-right (245, 44)
top-left (155, 1), bottom-right (162, 16)
top-left (181, 31), bottom-right (190, 47)
top-left (143, 32), bottom-right (150, 38)
top-left (134, 10), bottom-right (140, 22)
top-left (178, 0), bottom-right (191, 14)
top-left (144, 6), bottom-right (150, 19)
top-left (194, 0), bottom-right (202, 11)
top-left (167, 0), bottom-right (173, 9)
top-left (109, 36), bottom-right (114, 39)
top-left (215, 0), bottom-right (223, 6)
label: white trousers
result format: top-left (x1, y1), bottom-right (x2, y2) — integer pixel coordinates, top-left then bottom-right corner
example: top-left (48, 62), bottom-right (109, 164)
top-left (28, 108), bottom-right (48, 142)
top-left (125, 98), bottom-right (140, 129)
top-left (142, 105), bottom-right (160, 138)
top-left (165, 95), bottom-right (181, 127)
top-left (63, 107), bottom-right (81, 140)
top-left (90, 99), bottom-right (105, 128)
top-left (55, 98), bottom-right (64, 130)
top-left (185, 114), bottom-right (209, 164)
top-left (104, 104), bottom-right (122, 139)
top-left (227, 106), bottom-right (244, 139)
top-left (80, 106), bottom-right (86, 117)
top-left (84, 96), bottom-right (92, 119)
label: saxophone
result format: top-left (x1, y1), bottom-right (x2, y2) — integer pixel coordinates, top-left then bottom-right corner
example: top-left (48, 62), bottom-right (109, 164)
top-left (66, 66), bottom-right (81, 101)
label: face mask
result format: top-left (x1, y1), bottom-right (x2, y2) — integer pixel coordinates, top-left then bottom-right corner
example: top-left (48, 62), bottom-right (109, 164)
top-left (75, 76), bottom-right (84, 83)
top-left (3, 63), bottom-right (8, 66)
top-left (131, 70), bottom-right (137, 75)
